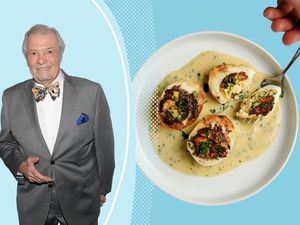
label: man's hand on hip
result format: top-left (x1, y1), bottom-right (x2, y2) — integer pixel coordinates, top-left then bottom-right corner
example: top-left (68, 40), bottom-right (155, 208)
top-left (19, 156), bottom-right (52, 183)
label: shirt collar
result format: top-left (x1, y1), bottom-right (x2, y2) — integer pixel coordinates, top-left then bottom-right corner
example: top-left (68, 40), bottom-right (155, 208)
top-left (34, 70), bottom-right (64, 87)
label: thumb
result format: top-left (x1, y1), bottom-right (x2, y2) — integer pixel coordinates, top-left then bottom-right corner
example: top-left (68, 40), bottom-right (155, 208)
top-left (289, 0), bottom-right (300, 19)
top-left (30, 156), bottom-right (40, 164)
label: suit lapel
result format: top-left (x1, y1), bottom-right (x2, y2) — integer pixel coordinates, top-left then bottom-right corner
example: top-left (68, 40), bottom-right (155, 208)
top-left (52, 74), bottom-right (76, 156)
top-left (22, 80), bottom-right (51, 158)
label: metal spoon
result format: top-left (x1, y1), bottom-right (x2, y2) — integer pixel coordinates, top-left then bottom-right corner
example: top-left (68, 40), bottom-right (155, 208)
top-left (260, 46), bottom-right (300, 97)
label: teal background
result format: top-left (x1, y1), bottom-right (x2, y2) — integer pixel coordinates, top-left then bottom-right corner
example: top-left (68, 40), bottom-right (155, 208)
top-left (0, 1), bottom-right (135, 225)
top-left (149, 1), bottom-right (300, 224)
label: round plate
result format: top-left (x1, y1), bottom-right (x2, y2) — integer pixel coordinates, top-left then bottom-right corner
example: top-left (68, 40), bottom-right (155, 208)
top-left (133, 32), bottom-right (298, 205)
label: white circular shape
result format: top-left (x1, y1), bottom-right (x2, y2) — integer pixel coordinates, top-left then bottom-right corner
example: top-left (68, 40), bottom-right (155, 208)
top-left (133, 32), bottom-right (298, 205)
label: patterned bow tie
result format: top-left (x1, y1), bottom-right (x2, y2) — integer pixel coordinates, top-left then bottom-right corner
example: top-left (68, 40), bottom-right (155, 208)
top-left (32, 81), bottom-right (60, 102)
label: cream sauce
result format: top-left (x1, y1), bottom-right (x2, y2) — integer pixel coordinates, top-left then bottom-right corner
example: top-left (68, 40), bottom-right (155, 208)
top-left (149, 51), bottom-right (281, 176)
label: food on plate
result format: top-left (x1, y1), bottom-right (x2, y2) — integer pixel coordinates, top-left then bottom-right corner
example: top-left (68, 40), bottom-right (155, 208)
top-left (208, 63), bottom-right (256, 104)
top-left (150, 51), bottom-right (281, 176)
top-left (236, 85), bottom-right (281, 119)
top-left (158, 80), bottom-right (205, 130)
top-left (187, 114), bottom-right (235, 166)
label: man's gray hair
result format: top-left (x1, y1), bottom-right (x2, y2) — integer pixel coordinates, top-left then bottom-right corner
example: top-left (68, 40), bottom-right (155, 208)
top-left (22, 24), bottom-right (65, 57)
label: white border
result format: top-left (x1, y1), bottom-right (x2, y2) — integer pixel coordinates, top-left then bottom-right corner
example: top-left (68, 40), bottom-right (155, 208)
top-left (91, 1), bottom-right (130, 224)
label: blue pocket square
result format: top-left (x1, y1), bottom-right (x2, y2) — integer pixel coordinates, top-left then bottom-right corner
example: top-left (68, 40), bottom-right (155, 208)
top-left (76, 113), bottom-right (89, 125)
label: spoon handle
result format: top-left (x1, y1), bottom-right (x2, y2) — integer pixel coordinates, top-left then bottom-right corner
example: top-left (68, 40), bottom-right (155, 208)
top-left (281, 46), bottom-right (300, 76)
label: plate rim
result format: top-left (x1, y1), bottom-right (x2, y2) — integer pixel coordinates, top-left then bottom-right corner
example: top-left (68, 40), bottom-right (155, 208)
top-left (133, 31), bottom-right (298, 205)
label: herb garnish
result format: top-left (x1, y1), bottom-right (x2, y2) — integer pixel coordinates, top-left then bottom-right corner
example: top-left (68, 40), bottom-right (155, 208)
top-left (198, 141), bottom-right (209, 155)
top-left (210, 109), bottom-right (216, 114)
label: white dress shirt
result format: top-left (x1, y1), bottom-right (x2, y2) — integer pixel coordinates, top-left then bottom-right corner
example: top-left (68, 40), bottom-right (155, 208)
top-left (35, 70), bottom-right (64, 155)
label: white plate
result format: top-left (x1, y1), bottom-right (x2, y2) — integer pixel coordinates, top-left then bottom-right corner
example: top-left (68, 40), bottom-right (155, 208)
top-left (133, 32), bottom-right (298, 205)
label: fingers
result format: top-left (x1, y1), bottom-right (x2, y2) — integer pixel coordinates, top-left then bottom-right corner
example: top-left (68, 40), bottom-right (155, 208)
top-left (100, 194), bottom-right (106, 207)
top-left (271, 17), bottom-right (296, 32)
top-left (264, 3), bottom-right (294, 20)
top-left (264, 7), bottom-right (283, 20)
top-left (288, 0), bottom-right (300, 19)
top-left (31, 156), bottom-right (40, 164)
top-left (264, 1), bottom-right (300, 45)
top-left (282, 27), bottom-right (300, 45)
top-left (19, 156), bottom-right (52, 184)
top-left (27, 166), bottom-right (52, 183)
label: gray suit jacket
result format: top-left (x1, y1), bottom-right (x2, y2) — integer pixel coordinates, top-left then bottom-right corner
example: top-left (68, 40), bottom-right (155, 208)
top-left (0, 72), bottom-right (115, 225)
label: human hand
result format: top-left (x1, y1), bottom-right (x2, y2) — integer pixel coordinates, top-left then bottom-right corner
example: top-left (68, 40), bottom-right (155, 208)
top-left (100, 194), bottom-right (106, 207)
top-left (264, 0), bottom-right (300, 45)
top-left (19, 156), bottom-right (52, 183)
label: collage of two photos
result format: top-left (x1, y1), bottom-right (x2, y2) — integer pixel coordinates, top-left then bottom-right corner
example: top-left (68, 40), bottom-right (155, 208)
top-left (1, 1), bottom-right (300, 224)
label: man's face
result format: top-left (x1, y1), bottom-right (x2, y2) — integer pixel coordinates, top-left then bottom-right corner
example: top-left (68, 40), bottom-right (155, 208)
top-left (26, 32), bottom-right (61, 86)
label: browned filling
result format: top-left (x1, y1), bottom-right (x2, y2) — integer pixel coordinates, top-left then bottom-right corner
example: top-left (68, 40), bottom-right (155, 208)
top-left (250, 96), bottom-right (274, 116)
top-left (220, 72), bottom-right (248, 89)
top-left (159, 85), bottom-right (198, 126)
top-left (191, 125), bottom-right (230, 159)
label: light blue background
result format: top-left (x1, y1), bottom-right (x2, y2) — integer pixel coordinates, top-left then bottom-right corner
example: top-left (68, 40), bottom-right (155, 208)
top-left (104, 0), bottom-right (300, 224)
top-left (147, 0), bottom-right (300, 224)
top-left (103, 0), bottom-right (300, 224)
top-left (0, 1), bottom-right (135, 225)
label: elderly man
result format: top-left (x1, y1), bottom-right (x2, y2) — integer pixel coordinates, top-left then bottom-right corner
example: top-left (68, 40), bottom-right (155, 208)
top-left (0, 24), bottom-right (115, 225)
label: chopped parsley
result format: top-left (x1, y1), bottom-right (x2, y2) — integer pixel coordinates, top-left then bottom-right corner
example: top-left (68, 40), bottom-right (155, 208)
top-left (198, 141), bottom-right (209, 156)
top-left (210, 109), bottom-right (216, 114)
top-left (238, 93), bottom-right (246, 101)
top-left (222, 104), bottom-right (229, 111)
top-left (197, 73), bottom-right (201, 80)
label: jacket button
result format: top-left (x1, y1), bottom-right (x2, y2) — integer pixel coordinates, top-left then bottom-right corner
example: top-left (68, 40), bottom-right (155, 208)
top-left (50, 160), bottom-right (55, 165)
top-left (48, 183), bottom-right (53, 188)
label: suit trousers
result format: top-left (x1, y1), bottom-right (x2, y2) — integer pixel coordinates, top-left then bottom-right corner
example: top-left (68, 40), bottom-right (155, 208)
top-left (45, 185), bottom-right (68, 225)
top-left (44, 185), bottom-right (99, 225)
